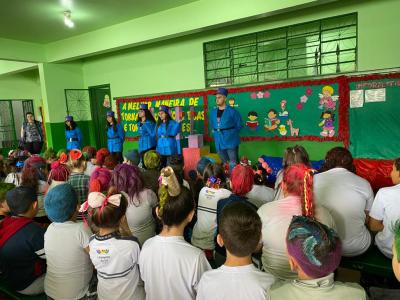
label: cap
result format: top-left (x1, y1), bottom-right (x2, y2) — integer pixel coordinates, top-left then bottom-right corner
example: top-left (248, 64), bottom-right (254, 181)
top-left (216, 87), bottom-right (228, 97)
top-left (106, 111), bottom-right (115, 117)
top-left (140, 103), bottom-right (148, 110)
top-left (65, 115), bottom-right (73, 122)
top-left (159, 105), bottom-right (169, 113)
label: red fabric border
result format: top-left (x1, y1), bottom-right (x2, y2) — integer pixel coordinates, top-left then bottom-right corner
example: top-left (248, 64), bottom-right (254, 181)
top-left (204, 76), bottom-right (349, 144)
top-left (347, 72), bottom-right (400, 82)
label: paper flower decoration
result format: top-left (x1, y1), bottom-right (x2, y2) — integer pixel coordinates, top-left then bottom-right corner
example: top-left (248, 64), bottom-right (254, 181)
top-left (263, 91), bottom-right (271, 98)
top-left (296, 103), bottom-right (303, 110)
top-left (257, 91), bottom-right (264, 98)
top-left (250, 93), bottom-right (257, 99)
top-left (300, 95), bottom-right (308, 103)
top-left (305, 88), bottom-right (312, 95)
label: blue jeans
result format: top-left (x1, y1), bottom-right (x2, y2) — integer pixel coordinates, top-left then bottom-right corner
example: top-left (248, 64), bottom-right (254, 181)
top-left (218, 147), bottom-right (239, 170)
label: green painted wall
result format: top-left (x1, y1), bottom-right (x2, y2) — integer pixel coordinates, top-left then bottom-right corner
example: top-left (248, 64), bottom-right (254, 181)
top-left (80, 0), bottom-right (399, 160)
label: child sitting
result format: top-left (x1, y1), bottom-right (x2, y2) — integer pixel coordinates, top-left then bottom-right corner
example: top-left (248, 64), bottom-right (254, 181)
top-left (44, 183), bottom-right (95, 300)
top-left (89, 166), bottom-right (111, 193)
top-left (82, 146), bottom-right (97, 177)
top-left (258, 163), bottom-right (335, 279)
top-left (191, 163), bottom-right (231, 255)
top-left (4, 157), bottom-right (23, 186)
top-left (0, 186), bottom-right (46, 295)
top-left (197, 202), bottom-right (275, 300)
top-left (82, 191), bottom-right (144, 300)
top-left (124, 149), bottom-right (141, 167)
top-left (270, 216), bottom-right (366, 299)
top-left (141, 150), bottom-right (161, 194)
top-left (246, 162), bottom-right (274, 208)
top-left (47, 161), bottom-right (70, 191)
top-left (67, 149), bottom-right (90, 205)
top-left (0, 183), bottom-right (15, 221)
top-left (368, 157), bottom-right (400, 258)
top-left (139, 167), bottom-right (211, 300)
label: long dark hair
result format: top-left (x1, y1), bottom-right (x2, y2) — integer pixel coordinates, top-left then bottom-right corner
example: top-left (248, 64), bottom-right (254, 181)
top-left (156, 112), bottom-right (172, 128)
top-left (319, 147), bottom-right (356, 173)
top-left (137, 109), bottom-right (156, 124)
top-left (106, 116), bottom-right (118, 132)
top-left (65, 120), bottom-right (77, 130)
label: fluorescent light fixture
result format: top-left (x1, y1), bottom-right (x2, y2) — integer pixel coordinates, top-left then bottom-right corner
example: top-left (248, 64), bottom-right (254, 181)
top-left (64, 11), bottom-right (74, 28)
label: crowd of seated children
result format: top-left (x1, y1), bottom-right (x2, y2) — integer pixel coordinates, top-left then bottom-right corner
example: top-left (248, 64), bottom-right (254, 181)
top-left (368, 157), bottom-right (400, 258)
top-left (269, 215), bottom-right (366, 299)
top-left (314, 147), bottom-right (374, 256)
top-left (258, 163), bottom-right (335, 279)
top-left (139, 167), bottom-right (211, 300)
top-left (197, 201), bottom-right (275, 300)
top-left (110, 163), bottom-right (158, 245)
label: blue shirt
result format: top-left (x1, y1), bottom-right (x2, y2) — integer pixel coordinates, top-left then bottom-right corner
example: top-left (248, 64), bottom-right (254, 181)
top-left (138, 121), bottom-right (156, 153)
top-left (65, 127), bottom-right (83, 150)
top-left (156, 120), bottom-right (181, 156)
top-left (107, 123), bottom-right (125, 153)
top-left (210, 106), bottom-right (243, 151)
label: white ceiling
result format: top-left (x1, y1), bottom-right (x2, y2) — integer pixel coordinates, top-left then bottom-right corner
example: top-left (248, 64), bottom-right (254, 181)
top-left (0, 0), bottom-right (198, 43)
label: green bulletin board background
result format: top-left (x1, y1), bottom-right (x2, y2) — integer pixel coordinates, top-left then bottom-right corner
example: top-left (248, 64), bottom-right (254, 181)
top-left (349, 73), bottom-right (400, 159)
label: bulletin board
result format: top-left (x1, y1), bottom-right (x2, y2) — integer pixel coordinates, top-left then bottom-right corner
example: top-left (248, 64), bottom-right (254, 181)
top-left (115, 92), bottom-right (207, 141)
top-left (348, 73), bottom-right (400, 159)
top-left (205, 76), bottom-right (349, 144)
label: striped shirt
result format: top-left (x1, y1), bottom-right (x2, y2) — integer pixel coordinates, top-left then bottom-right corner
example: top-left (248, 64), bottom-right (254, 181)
top-left (68, 172), bottom-right (90, 204)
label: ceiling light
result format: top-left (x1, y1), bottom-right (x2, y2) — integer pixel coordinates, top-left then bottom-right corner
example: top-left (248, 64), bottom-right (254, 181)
top-left (64, 11), bottom-right (74, 28)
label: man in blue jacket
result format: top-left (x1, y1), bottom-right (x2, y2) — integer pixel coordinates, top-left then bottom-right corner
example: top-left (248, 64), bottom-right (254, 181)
top-left (210, 88), bottom-right (243, 170)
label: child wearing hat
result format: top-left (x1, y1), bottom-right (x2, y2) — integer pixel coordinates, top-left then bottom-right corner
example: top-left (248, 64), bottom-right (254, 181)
top-left (0, 186), bottom-right (46, 295)
top-left (155, 105), bottom-right (181, 167)
top-left (106, 111), bottom-right (125, 163)
top-left (44, 183), bottom-right (95, 300)
top-left (137, 103), bottom-right (157, 165)
top-left (65, 115), bottom-right (83, 150)
top-left (197, 202), bottom-right (275, 300)
top-left (270, 216), bottom-right (366, 299)
top-left (124, 149), bottom-right (141, 167)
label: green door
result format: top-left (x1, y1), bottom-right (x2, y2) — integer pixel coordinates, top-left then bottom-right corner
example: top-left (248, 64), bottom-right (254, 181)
top-left (89, 85), bottom-right (112, 149)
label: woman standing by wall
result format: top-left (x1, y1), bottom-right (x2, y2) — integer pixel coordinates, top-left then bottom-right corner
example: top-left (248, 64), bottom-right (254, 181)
top-left (106, 111), bottom-right (125, 163)
top-left (65, 116), bottom-right (83, 150)
top-left (137, 104), bottom-right (156, 166)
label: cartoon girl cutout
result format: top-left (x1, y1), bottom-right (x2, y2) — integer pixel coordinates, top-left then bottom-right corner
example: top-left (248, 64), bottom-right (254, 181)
top-left (319, 111), bottom-right (335, 137)
top-left (278, 100), bottom-right (289, 121)
top-left (264, 109), bottom-right (280, 131)
top-left (318, 86), bottom-right (338, 110)
top-left (246, 111), bottom-right (259, 131)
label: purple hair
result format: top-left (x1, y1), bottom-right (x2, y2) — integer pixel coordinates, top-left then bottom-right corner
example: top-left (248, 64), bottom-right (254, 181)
top-left (110, 164), bottom-right (144, 205)
top-left (286, 215), bottom-right (342, 278)
top-left (89, 167), bottom-right (111, 193)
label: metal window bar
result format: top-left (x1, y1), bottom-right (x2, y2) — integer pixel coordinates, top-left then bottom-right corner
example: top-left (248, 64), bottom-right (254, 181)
top-left (204, 13), bottom-right (357, 87)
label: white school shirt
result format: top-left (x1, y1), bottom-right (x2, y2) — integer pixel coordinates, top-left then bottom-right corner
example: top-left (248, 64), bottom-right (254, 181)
top-left (84, 161), bottom-right (96, 177)
top-left (197, 264), bottom-right (275, 300)
top-left (313, 168), bottom-right (374, 256)
top-left (139, 235), bottom-right (211, 300)
top-left (125, 189), bottom-right (159, 246)
top-left (246, 185), bottom-right (275, 208)
top-left (4, 172), bottom-right (21, 186)
top-left (191, 187), bottom-right (232, 250)
top-left (36, 180), bottom-right (49, 217)
top-left (89, 233), bottom-right (145, 300)
top-left (258, 195), bottom-right (335, 280)
top-left (44, 221), bottom-right (93, 300)
top-left (369, 184), bottom-right (400, 258)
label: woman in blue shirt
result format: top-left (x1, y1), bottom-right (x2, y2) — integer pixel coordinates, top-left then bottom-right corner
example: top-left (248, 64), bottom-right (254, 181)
top-left (137, 103), bottom-right (156, 166)
top-left (106, 111), bottom-right (125, 163)
top-left (156, 105), bottom-right (181, 167)
top-left (65, 115), bottom-right (83, 150)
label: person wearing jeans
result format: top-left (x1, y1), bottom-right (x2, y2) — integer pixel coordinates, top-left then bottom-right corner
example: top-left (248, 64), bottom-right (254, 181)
top-left (20, 112), bottom-right (44, 155)
top-left (210, 88), bottom-right (242, 170)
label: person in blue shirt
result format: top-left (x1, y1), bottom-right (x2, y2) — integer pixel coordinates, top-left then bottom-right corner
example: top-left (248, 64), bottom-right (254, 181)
top-left (156, 105), bottom-right (181, 167)
top-left (106, 111), bottom-right (125, 163)
top-left (137, 103), bottom-right (157, 166)
top-left (210, 87), bottom-right (243, 170)
top-left (65, 115), bottom-right (83, 150)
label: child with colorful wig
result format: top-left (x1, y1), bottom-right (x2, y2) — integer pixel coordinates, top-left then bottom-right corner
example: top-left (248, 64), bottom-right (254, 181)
top-left (67, 149), bottom-right (90, 205)
top-left (197, 202), bottom-right (275, 300)
top-left (82, 191), bottom-right (144, 300)
top-left (82, 146), bottom-right (97, 177)
top-left (273, 145), bottom-right (311, 201)
top-left (368, 157), bottom-right (400, 258)
top-left (89, 166), bottom-right (111, 193)
top-left (94, 147), bottom-right (110, 167)
top-left (21, 155), bottom-right (49, 221)
top-left (314, 147), bottom-right (373, 256)
top-left (47, 161), bottom-right (70, 191)
top-left (110, 163), bottom-right (158, 245)
top-left (141, 150), bottom-right (161, 194)
top-left (270, 216), bottom-right (366, 299)
top-left (258, 163), bottom-right (335, 279)
top-left (139, 167), bottom-right (211, 300)
top-left (44, 183), bottom-right (95, 300)
top-left (191, 163), bottom-right (231, 255)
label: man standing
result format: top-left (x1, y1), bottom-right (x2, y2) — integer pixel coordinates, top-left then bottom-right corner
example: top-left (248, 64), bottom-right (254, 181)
top-left (20, 112), bottom-right (44, 154)
top-left (210, 88), bottom-right (242, 170)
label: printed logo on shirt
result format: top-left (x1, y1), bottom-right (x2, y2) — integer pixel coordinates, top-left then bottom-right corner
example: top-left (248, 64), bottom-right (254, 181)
top-left (96, 249), bottom-right (109, 254)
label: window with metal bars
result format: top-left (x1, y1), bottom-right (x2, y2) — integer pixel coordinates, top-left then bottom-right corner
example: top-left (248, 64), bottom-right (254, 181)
top-left (204, 13), bottom-right (357, 87)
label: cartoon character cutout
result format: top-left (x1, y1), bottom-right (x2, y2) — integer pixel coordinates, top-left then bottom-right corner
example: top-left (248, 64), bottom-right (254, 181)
top-left (319, 111), bottom-right (335, 137)
top-left (228, 98), bottom-right (238, 108)
top-left (264, 109), bottom-right (280, 131)
top-left (246, 111), bottom-right (259, 131)
top-left (278, 100), bottom-right (289, 121)
top-left (278, 125), bottom-right (287, 136)
top-left (318, 85), bottom-right (338, 110)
